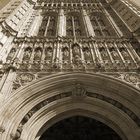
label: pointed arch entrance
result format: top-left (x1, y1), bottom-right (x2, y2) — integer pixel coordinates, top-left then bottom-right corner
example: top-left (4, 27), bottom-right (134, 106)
top-left (0, 72), bottom-right (140, 140)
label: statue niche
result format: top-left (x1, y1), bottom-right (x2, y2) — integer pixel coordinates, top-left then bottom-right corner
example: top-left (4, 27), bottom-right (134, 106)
top-left (7, 48), bottom-right (16, 63)
top-left (45, 47), bottom-right (53, 61)
top-left (82, 46), bottom-right (91, 63)
top-left (23, 47), bottom-right (32, 62)
top-left (62, 47), bottom-right (69, 63)
top-left (34, 47), bottom-right (42, 62)
top-left (98, 44), bottom-right (108, 59)
top-left (119, 45), bottom-right (129, 60)
top-left (109, 46), bottom-right (119, 60)
top-left (72, 43), bottom-right (82, 65)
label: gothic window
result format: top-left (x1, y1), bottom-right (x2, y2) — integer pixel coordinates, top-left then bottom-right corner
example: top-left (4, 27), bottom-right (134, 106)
top-left (90, 13), bottom-right (116, 37)
top-left (47, 29), bottom-right (54, 36)
top-left (67, 18), bottom-right (72, 26)
top-left (38, 14), bottom-right (57, 37)
top-left (38, 16), bottom-right (49, 36)
top-left (66, 16), bottom-right (73, 37)
top-left (66, 14), bottom-right (84, 37)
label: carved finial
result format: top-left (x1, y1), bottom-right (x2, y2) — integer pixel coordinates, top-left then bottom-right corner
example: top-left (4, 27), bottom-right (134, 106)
top-left (72, 83), bottom-right (86, 98)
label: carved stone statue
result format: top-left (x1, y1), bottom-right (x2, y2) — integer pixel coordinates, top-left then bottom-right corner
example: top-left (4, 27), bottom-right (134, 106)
top-left (46, 47), bottom-right (52, 59)
top-left (23, 48), bottom-right (32, 60)
top-left (111, 49), bottom-right (119, 58)
top-left (34, 49), bottom-right (42, 60)
top-left (83, 48), bottom-right (91, 60)
top-left (73, 55), bottom-right (82, 65)
top-left (72, 83), bottom-right (86, 98)
top-left (7, 48), bottom-right (16, 60)
top-left (62, 48), bottom-right (69, 60)
top-left (72, 45), bottom-right (80, 56)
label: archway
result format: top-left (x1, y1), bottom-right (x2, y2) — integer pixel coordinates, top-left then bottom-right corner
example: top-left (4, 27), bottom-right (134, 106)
top-left (0, 72), bottom-right (140, 140)
top-left (39, 116), bottom-right (122, 140)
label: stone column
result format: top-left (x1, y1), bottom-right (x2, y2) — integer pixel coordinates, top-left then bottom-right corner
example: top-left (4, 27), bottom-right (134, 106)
top-left (104, 42), bottom-right (114, 63)
top-left (114, 42), bottom-right (125, 64)
top-left (123, 42), bottom-right (137, 64)
top-left (16, 42), bottom-right (26, 63)
top-left (89, 42), bottom-right (96, 63)
top-left (28, 11), bottom-right (43, 36)
top-left (127, 42), bottom-right (140, 62)
top-left (82, 9), bottom-right (95, 37)
top-left (92, 41), bottom-right (103, 63)
top-left (44, 17), bottom-right (50, 36)
top-left (57, 8), bottom-right (66, 37)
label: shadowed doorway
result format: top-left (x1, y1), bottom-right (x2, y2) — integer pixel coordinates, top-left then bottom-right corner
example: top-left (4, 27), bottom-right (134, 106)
top-left (39, 116), bottom-right (122, 140)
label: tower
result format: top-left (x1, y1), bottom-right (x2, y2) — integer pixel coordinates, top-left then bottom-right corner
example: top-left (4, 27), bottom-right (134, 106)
top-left (0, 0), bottom-right (140, 140)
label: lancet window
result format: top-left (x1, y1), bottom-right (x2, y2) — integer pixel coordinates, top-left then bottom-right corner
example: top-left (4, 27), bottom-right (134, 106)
top-left (90, 13), bottom-right (116, 37)
top-left (38, 14), bottom-right (57, 37)
top-left (66, 13), bottom-right (84, 37)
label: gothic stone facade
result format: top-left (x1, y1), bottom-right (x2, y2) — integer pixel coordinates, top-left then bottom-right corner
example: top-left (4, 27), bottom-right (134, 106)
top-left (0, 0), bottom-right (140, 140)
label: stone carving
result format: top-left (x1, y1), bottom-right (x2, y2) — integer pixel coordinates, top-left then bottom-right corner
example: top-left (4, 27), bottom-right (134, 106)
top-left (7, 48), bottom-right (16, 62)
top-left (14, 73), bottom-right (35, 87)
top-left (72, 44), bottom-right (80, 56)
top-left (62, 47), bottom-right (69, 61)
top-left (45, 47), bottom-right (53, 60)
top-left (34, 48), bottom-right (42, 61)
top-left (72, 83), bottom-right (86, 97)
top-left (52, 57), bottom-right (60, 70)
top-left (23, 47), bottom-right (32, 61)
top-left (73, 55), bottom-right (82, 65)
top-left (109, 47), bottom-right (119, 60)
top-left (99, 47), bottom-right (108, 59)
top-left (124, 73), bottom-right (139, 84)
top-left (119, 46), bottom-right (129, 59)
top-left (22, 111), bottom-right (34, 124)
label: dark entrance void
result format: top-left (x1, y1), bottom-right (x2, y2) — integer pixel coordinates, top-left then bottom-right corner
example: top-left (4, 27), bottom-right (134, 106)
top-left (39, 116), bottom-right (122, 140)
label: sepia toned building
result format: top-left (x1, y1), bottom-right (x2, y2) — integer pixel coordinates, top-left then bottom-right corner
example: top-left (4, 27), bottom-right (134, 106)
top-left (0, 0), bottom-right (140, 139)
